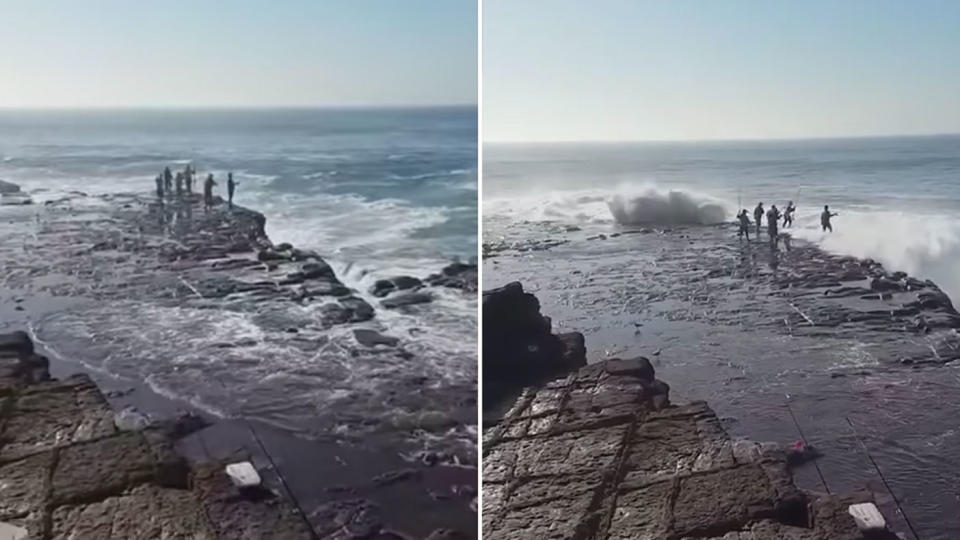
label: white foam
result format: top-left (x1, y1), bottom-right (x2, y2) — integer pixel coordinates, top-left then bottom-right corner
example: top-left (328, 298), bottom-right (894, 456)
top-left (791, 208), bottom-right (960, 301)
top-left (607, 185), bottom-right (728, 225)
top-left (485, 183), bottom-right (729, 226)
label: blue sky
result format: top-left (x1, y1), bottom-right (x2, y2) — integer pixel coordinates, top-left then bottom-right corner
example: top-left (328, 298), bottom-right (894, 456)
top-left (484, 0), bottom-right (960, 141)
top-left (0, 1), bottom-right (477, 107)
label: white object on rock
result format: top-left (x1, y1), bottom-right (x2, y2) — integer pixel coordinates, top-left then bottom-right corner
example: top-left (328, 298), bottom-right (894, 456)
top-left (847, 502), bottom-right (887, 531)
top-left (114, 406), bottom-right (151, 431)
top-left (0, 521), bottom-right (28, 540)
top-left (225, 461), bottom-right (261, 488)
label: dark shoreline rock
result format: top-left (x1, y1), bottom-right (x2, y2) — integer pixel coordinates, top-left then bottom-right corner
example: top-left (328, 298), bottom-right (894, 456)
top-left (482, 282), bottom-right (586, 407)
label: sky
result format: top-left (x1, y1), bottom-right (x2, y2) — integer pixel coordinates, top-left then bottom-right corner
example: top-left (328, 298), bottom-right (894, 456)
top-left (484, 0), bottom-right (960, 142)
top-left (0, 1), bottom-right (477, 108)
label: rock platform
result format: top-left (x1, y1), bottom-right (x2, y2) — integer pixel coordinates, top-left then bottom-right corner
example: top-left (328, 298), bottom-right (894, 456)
top-left (482, 357), bottom-right (895, 539)
top-left (0, 331), bottom-right (312, 539)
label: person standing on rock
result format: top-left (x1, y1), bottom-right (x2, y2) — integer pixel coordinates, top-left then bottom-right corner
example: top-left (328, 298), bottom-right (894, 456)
top-left (227, 172), bottom-right (238, 209)
top-left (184, 165), bottom-right (193, 193)
top-left (737, 209), bottom-right (751, 241)
top-left (783, 201), bottom-right (795, 228)
top-left (767, 205), bottom-right (781, 247)
top-left (175, 172), bottom-right (184, 196)
top-left (203, 174), bottom-right (217, 212)
top-left (821, 205), bottom-right (838, 232)
top-left (155, 175), bottom-right (164, 200)
top-left (163, 167), bottom-right (173, 195)
top-left (753, 202), bottom-right (764, 236)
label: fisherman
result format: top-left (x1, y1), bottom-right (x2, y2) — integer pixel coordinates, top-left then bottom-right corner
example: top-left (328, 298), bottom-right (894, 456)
top-left (184, 165), bottom-right (193, 193)
top-left (175, 172), bottom-right (183, 196)
top-left (767, 204), bottom-right (781, 246)
top-left (737, 209), bottom-right (751, 241)
top-left (155, 175), bottom-right (164, 200)
top-left (227, 172), bottom-right (238, 209)
top-left (753, 202), bottom-right (765, 236)
top-left (163, 167), bottom-right (173, 194)
top-left (203, 173), bottom-right (217, 212)
top-left (783, 201), bottom-right (796, 228)
top-left (821, 205), bottom-right (838, 232)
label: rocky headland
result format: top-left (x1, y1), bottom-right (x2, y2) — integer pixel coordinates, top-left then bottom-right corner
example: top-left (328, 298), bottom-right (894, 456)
top-left (0, 185), bottom-right (477, 539)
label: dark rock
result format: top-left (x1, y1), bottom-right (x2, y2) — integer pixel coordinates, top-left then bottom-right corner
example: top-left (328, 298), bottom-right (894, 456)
top-left (425, 262), bottom-right (477, 291)
top-left (354, 329), bottom-right (400, 347)
top-left (301, 261), bottom-right (334, 279)
top-left (0, 179), bottom-right (22, 193)
top-left (870, 276), bottom-right (903, 292)
top-left (275, 242), bottom-right (293, 251)
top-left (371, 276), bottom-right (423, 297)
top-left (0, 331), bottom-right (34, 356)
top-left (604, 356), bottom-right (655, 381)
top-left (339, 296), bottom-right (375, 322)
top-left (382, 292), bottom-right (433, 309)
top-left (155, 411), bottom-right (213, 440)
top-left (482, 282), bottom-right (587, 407)
top-left (256, 248), bottom-right (290, 262)
top-left (371, 468), bottom-right (420, 486)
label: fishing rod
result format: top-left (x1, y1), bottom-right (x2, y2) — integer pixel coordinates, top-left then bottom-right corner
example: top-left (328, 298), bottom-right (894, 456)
top-left (845, 417), bottom-right (921, 540)
top-left (783, 394), bottom-right (831, 494)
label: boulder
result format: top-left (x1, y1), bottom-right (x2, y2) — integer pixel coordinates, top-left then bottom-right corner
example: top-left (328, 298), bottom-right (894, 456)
top-left (482, 282), bottom-right (587, 407)
top-left (370, 276), bottom-right (423, 297)
top-left (0, 331), bottom-right (34, 356)
top-left (353, 329), bottom-right (400, 347)
top-left (425, 262), bottom-right (477, 291)
top-left (382, 292), bottom-right (433, 309)
top-left (0, 179), bottom-right (21, 193)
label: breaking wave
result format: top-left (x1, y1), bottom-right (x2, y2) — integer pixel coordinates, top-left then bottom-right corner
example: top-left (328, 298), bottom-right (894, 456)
top-left (607, 186), bottom-right (728, 225)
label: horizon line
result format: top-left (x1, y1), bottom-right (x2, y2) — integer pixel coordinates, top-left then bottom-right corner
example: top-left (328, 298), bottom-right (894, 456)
top-left (0, 103), bottom-right (478, 111)
top-left (485, 131), bottom-right (960, 145)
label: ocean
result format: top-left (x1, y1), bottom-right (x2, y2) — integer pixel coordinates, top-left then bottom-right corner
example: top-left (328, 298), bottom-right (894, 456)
top-left (485, 135), bottom-right (960, 300)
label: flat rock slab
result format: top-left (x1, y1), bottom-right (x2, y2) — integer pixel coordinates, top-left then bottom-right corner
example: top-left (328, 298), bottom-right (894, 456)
top-left (191, 464), bottom-right (315, 539)
top-left (51, 431), bottom-right (162, 505)
top-left (50, 484), bottom-right (214, 540)
top-left (0, 375), bottom-right (115, 462)
top-left (0, 452), bottom-right (53, 520)
top-left (482, 361), bottom-right (867, 539)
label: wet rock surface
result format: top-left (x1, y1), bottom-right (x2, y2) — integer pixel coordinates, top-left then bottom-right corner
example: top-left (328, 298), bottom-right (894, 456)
top-left (483, 220), bottom-right (959, 538)
top-left (0, 333), bottom-right (307, 539)
top-left (482, 358), bottom-right (892, 540)
top-left (0, 186), bottom-right (477, 538)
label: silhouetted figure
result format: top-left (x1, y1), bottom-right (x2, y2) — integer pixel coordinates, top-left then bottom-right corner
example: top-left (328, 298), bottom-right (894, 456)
top-left (184, 165), bottom-right (193, 193)
top-left (227, 172), bottom-right (238, 209)
top-left (737, 209), bottom-right (751, 241)
top-left (204, 174), bottom-right (217, 212)
top-left (821, 205), bottom-right (838, 232)
top-left (767, 205), bottom-right (781, 247)
top-left (163, 167), bottom-right (173, 195)
top-left (753, 202), bottom-right (764, 236)
top-left (783, 201), bottom-right (795, 228)
top-left (155, 175), bottom-right (164, 200)
top-left (175, 172), bottom-right (183, 196)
